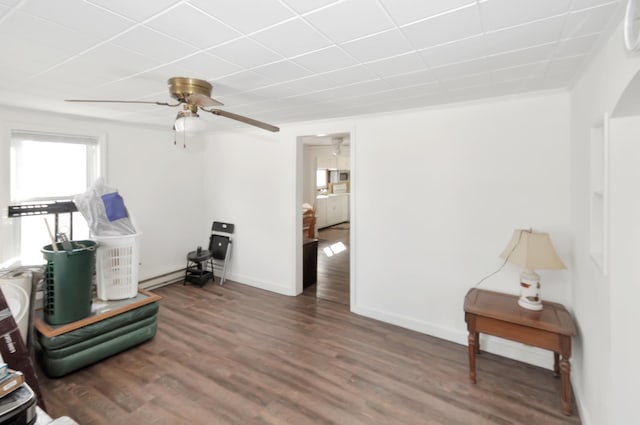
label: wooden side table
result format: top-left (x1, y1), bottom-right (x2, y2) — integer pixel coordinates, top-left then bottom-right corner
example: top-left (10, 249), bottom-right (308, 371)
top-left (463, 288), bottom-right (577, 415)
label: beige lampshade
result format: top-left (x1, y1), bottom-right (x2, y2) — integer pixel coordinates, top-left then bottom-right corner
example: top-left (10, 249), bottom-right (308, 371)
top-left (500, 229), bottom-right (566, 270)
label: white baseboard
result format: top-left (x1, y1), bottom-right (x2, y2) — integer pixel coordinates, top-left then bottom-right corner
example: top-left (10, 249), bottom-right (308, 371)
top-left (352, 303), bottom-right (554, 370)
top-left (138, 268), bottom-right (295, 296)
top-left (225, 272), bottom-right (297, 296)
top-left (571, 377), bottom-right (592, 425)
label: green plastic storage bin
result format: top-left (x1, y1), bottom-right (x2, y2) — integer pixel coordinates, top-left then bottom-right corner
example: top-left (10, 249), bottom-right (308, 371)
top-left (41, 240), bottom-right (96, 325)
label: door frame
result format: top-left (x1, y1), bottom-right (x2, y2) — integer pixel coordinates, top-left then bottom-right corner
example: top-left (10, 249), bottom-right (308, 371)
top-left (294, 129), bottom-right (355, 310)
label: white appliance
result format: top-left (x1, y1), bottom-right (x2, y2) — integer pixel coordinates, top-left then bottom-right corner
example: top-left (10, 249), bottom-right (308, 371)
top-left (329, 169), bottom-right (350, 183)
top-left (0, 270), bottom-right (32, 344)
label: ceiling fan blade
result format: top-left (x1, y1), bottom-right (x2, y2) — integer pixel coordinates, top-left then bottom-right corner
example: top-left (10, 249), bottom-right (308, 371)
top-left (186, 93), bottom-right (223, 107)
top-left (204, 108), bottom-right (279, 132)
top-left (65, 99), bottom-right (180, 107)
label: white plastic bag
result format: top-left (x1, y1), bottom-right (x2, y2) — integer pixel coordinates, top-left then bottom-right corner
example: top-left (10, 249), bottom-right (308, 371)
top-left (74, 178), bottom-right (136, 236)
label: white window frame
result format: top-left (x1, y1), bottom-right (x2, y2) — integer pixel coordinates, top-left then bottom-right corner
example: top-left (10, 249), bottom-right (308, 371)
top-left (2, 125), bottom-right (106, 268)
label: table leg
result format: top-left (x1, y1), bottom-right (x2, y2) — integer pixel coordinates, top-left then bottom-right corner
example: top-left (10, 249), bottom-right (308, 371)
top-left (475, 332), bottom-right (480, 354)
top-left (560, 357), bottom-right (572, 415)
top-left (468, 332), bottom-right (477, 384)
top-left (553, 352), bottom-right (560, 377)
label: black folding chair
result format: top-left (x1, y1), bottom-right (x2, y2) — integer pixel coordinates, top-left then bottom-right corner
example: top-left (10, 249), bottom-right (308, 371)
top-left (184, 221), bottom-right (234, 286)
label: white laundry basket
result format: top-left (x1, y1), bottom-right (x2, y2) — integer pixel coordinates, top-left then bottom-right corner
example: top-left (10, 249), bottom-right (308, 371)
top-left (94, 233), bottom-right (142, 300)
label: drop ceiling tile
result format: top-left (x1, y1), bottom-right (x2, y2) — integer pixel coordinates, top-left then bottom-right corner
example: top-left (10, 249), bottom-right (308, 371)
top-left (146, 4), bottom-right (240, 49)
top-left (523, 75), bottom-right (570, 92)
top-left (441, 72), bottom-right (493, 90)
top-left (86, 0), bottom-right (181, 22)
top-left (341, 29), bottom-right (413, 63)
top-left (305, 0), bottom-right (394, 43)
top-left (562, 3), bottom-right (620, 39)
top-left (487, 43), bottom-right (556, 70)
top-left (446, 82), bottom-right (520, 104)
top-left (84, 74), bottom-right (170, 100)
top-left (545, 55), bottom-right (589, 77)
top-left (251, 18), bottom-right (331, 57)
top-left (378, 91), bottom-right (448, 111)
top-left (484, 15), bottom-right (565, 55)
top-left (207, 38), bottom-right (283, 68)
top-left (554, 33), bottom-right (600, 58)
top-left (292, 46), bottom-right (359, 73)
top-left (571, 0), bottom-right (622, 12)
top-left (379, 0), bottom-right (475, 26)
top-left (20, 0), bottom-right (134, 39)
top-left (214, 92), bottom-right (265, 107)
top-left (491, 61), bottom-right (548, 83)
top-left (216, 70), bottom-right (276, 92)
top-left (0, 11), bottom-right (101, 54)
top-left (248, 84), bottom-right (299, 99)
top-left (283, 74), bottom-right (339, 93)
top-left (383, 68), bottom-right (437, 89)
top-left (190, 0), bottom-right (294, 34)
top-left (313, 79), bottom-right (392, 101)
top-left (0, 34), bottom-right (71, 78)
top-left (431, 58), bottom-right (490, 81)
top-left (42, 44), bottom-right (161, 87)
top-left (324, 65), bottom-right (379, 85)
top-left (419, 35), bottom-right (487, 68)
top-left (111, 26), bottom-right (199, 63)
top-left (364, 52), bottom-right (429, 78)
top-left (253, 61), bottom-right (312, 83)
top-left (282, 0), bottom-right (337, 14)
top-left (338, 89), bottom-right (402, 109)
top-left (402, 5), bottom-right (483, 50)
top-left (394, 81), bottom-right (442, 97)
top-left (171, 53), bottom-right (242, 80)
top-left (479, 0), bottom-right (571, 32)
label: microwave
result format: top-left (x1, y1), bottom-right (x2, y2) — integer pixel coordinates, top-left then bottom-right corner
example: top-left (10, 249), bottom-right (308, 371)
top-left (329, 169), bottom-right (350, 183)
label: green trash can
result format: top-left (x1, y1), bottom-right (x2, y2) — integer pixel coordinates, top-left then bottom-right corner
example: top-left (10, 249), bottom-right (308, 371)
top-left (41, 240), bottom-right (96, 325)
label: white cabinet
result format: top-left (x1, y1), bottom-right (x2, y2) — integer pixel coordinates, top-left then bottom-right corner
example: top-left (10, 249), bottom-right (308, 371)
top-left (316, 194), bottom-right (349, 229)
top-left (314, 145), bottom-right (350, 170)
top-left (316, 149), bottom-right (337, 169)
top-left (336, 145), bottom-right (350, 169)
top-left (316, 196), bottom-right (327, 229)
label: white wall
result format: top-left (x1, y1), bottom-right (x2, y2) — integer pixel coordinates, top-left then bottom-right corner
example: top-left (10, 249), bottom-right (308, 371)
top-left (569, 20), bottom-right (640, 425)
top-left (349, 92), bottom-right (572, 366)
top-left (200, 129), bottom-right (294, 294)
top-left (202, 91), bottom-right (572, 370)
top-left (608, 116), bottom-right (640, 425)
top-left (0, 106), bottom-right (206, 281)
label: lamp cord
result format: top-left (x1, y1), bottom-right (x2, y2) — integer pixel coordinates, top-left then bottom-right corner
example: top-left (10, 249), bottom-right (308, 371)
top-left (471, 229), bottom-right (526, 289)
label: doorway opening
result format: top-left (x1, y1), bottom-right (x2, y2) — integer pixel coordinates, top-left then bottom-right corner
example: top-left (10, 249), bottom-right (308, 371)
top-left (299, 132), bottom-right (352, 306)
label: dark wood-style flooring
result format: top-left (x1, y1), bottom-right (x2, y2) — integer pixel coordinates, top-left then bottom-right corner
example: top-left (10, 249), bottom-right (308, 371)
top-left (39, 279), bottom-right (581, 424)
top-left (307, 223), bottom-right (350, 306)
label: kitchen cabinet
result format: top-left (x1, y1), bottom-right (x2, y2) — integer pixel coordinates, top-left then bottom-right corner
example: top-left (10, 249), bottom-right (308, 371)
top-left (316, 194), bottom-right (349, 229)
top-left (314, 145), bottom-right (350, 170)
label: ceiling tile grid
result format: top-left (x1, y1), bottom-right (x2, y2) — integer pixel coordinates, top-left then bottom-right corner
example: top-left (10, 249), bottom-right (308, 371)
top-left (0, 0), bottom-right (624, 130)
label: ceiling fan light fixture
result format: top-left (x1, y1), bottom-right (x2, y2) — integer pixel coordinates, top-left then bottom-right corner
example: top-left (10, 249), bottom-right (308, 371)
top-left (175, 110), bottom-right (206, 134)
top-left (332, 137), bottom-right (343, 156)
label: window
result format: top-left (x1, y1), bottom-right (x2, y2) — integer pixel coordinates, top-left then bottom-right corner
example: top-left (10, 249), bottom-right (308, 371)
top-left (6, 129), bottom-right (104, 266)
top-left (316, 169), bottom-right (327, 190)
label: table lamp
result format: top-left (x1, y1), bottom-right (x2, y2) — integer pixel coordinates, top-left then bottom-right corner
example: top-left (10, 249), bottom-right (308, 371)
top-left (500, 229), bottom-right (566, 311)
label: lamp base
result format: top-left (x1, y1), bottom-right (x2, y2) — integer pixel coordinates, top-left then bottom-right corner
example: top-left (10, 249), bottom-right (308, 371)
top-left (518, 269), bottom-right (543, 311)
top-left (518, 296), bottom-right (543, 311)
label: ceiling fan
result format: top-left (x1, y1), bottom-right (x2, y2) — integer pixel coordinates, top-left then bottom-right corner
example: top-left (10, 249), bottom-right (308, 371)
top-left (65, 77), bottom-right (280, 133)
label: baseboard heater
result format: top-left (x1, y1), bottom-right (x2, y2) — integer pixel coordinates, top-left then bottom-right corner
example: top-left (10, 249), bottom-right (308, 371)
top-left (138, 269), bottom-right (184, 291)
